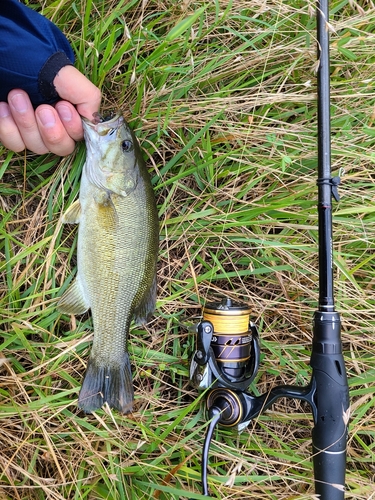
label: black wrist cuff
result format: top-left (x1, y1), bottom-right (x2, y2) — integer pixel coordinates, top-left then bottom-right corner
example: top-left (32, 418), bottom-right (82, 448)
top-left (38, 51), bottom-right (73, 102)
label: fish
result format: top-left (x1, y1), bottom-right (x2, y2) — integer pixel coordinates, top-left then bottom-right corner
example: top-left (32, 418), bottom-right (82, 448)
top-left (58, 112), bottom-right (159, 414)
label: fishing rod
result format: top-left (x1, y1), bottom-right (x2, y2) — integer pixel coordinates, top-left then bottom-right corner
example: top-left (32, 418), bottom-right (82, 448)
top-left (189, 0), bottom-right (350, 497)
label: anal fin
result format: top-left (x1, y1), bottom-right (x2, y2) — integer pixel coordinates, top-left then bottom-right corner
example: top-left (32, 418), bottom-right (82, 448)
top-left (57, 277), bottom-right (90, 315)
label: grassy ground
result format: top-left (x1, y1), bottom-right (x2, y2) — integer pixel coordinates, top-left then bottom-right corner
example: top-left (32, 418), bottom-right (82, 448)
top-left (1, 0), bottom-right (375, 498)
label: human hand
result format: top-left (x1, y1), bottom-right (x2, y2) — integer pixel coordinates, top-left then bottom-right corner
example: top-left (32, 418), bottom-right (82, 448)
top-left (0, 66), bottom-right (101, 156)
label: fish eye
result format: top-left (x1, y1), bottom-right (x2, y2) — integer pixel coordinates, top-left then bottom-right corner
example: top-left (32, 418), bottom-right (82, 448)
top-left (121, 140), bottom-right (133, 153)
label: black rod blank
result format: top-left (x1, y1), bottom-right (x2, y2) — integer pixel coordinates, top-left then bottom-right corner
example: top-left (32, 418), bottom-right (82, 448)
top-left (316, 0), bottom-right (335, 310)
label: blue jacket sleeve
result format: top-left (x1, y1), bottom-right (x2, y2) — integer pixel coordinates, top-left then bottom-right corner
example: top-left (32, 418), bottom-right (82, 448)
top-left (0, 0), bottom-right (75, 107)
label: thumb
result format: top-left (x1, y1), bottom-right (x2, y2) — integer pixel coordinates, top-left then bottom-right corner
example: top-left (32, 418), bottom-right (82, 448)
top-left (53, 65), bottom-right (101, 120)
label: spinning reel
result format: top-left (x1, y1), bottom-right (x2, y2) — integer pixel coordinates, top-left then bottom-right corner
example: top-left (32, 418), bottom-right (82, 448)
top-left (190, 298), bottom-right (321, 496)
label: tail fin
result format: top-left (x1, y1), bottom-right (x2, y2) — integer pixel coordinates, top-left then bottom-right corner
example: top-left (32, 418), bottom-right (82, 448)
top-left (78, 353), bottom-right (134, 414)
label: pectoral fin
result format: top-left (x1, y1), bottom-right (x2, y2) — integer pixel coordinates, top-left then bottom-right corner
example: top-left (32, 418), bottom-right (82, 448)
top-left (61, 200), bottom-right (82, 224)
top-left (57, 277), bottom-right (90, 315)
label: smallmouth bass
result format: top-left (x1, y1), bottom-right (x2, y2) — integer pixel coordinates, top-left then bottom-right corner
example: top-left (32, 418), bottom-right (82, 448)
top-left (58, 112), bottom-right (159, 414)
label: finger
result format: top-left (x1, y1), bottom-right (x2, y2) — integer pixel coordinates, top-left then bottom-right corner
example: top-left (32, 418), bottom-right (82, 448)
top-left (55, 101), bottom-right (84, 141)
top-left (7, 90), bottom-right (49, 154)
top-left (0, 101), bottom-right (26, 152)
top-left (35, 105), bottom-right (76, 156)
top-left (53, 65), bottom-right (101, 120)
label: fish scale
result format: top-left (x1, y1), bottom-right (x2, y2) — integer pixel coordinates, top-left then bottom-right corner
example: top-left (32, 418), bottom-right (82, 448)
top-left (58, 113), bottom-right (159, 413)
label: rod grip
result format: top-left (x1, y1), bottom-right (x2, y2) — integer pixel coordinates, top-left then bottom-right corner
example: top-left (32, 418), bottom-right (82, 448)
top-left (310, 311), bottom-right (349, 500)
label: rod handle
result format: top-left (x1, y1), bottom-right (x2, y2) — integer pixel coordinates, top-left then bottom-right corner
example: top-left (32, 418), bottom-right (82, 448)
top-left (311, 361), bottom-right (348, 500)
top-left (311, 312), bottom-right (349, 500)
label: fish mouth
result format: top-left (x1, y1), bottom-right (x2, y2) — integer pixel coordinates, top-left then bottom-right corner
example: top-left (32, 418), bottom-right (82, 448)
top-left (82, 111), bottom-right (124, 137)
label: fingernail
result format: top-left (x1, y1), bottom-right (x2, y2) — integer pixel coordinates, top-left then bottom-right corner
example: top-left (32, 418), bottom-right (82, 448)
top-left (10, 93), bottom-right (28, 113)
top-left (37, 108), bottom-right (56, 128)
top-left (0, 102), bottom-right (10, 118)
top-left (56, 104), bottom-right (73, 122)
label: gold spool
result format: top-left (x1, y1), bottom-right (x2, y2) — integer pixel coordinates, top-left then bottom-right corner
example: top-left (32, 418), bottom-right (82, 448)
top-left (203, 302), bottom-right (251, 335)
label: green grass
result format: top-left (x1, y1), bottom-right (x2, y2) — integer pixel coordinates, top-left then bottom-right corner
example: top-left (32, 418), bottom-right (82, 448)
top-left (1, 0), bottom-right (375, 498)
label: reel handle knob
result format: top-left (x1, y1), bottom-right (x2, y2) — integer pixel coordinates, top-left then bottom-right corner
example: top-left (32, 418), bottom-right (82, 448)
top-left (207, 388), bottom-right (245, 428)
